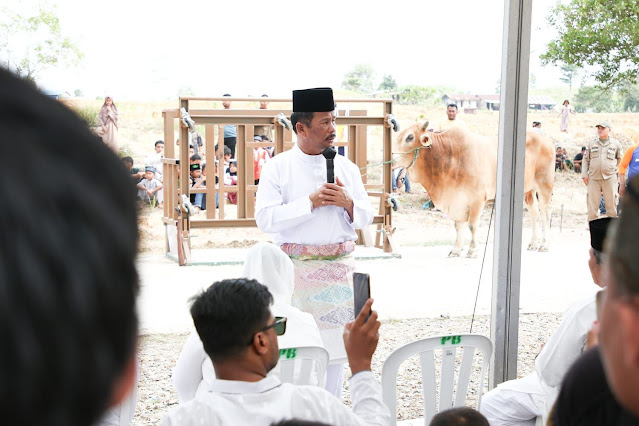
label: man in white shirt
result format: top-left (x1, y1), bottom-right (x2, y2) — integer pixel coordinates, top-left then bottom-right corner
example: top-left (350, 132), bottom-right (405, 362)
top-left (160, 279), bottom-right (390, 426)
top-left (479, 217), bottom-right (615, 425)
top-left (255, 87), bottom-right (374, 397)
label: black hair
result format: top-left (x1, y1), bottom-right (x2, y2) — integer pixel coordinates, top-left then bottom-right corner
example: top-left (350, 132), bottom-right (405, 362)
top-left (581, 146), bottom-right (587, 151)
top-left (190, 154), bottom-right (201, 162)
top-left (202, 162), bottom-right (207, 172)
top-left (290, 112), bottom-right (314, 135)
top-left (223, 93), bottom-right (231, 97)
top-left (262, 135), bottom-right (271, 141)
top-left (608, 175), bottom-right (639, 296)
top-left (429, 407), bottom-right (489, 426)
top-left (121, 156), bottom-right (134, 165)
top-left (270, 420), bottom-right (332, 426)
top-left (447, 104), bottom-right (458, 110)
top-left (155, 140), bottom-right (164, 147)
top-left (261, 94), bottom-right (269, 98)
top-left (224, 146), bottom-right (231, 156)
top-left (0, 68), bottom-right (139, 426)
top-left (190, 278), bottom-right (273, 362)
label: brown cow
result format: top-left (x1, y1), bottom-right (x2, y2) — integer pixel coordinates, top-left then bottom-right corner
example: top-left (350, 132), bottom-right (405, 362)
top-left (393, 123), bottom-right (555, 257)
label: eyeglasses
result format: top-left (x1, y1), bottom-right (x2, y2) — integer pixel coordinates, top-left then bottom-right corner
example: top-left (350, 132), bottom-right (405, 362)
top-left (247, 316), bottom-right (287, 345)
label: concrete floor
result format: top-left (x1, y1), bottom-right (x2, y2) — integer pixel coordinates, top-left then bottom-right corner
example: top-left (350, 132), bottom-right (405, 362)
top-left (138, 226), bottom-right (598, 335)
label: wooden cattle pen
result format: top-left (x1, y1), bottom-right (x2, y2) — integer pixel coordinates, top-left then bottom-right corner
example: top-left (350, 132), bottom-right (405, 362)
top-left (161, 96), bottom-right (398, 265)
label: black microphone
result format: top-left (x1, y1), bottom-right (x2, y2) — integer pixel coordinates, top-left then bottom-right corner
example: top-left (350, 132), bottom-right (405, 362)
top-left (322, 147), bottom-right (337, 183)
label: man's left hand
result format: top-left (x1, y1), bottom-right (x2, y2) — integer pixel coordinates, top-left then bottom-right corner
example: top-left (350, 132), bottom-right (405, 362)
top-left (319, 176), bottom-right (355, 219)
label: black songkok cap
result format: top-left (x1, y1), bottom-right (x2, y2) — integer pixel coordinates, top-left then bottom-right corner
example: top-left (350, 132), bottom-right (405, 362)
top-left (590, 217), bottom-right (615, 252)
top-left (292, 87), bottom-right (335, 112)
top-left (189, 163), bottom-right (201, 172)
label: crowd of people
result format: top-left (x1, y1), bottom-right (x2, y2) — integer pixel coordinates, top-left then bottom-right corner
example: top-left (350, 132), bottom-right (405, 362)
top-left (5, 69), bottom-right (639, 426)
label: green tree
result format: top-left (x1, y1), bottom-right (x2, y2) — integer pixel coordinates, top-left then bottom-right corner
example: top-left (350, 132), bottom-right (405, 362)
top-left (574, 86), bottom-right (622, 112)
top-left (395, 85), bottom-right (438, 105)
top-left (341, 64), bottom-right (375, 93)
top-left (541, 0), bottom-right (639, 88)
top-left (378, 74), bottom-right (397, 91)
top-left (559, 64), bottom-right (579, 92)
top-left (0, 5), bottom-right (82, 83)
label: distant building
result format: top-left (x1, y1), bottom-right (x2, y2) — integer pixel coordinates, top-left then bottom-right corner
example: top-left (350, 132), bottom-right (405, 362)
top-left (441, 94), bottom-right (480, 112)
top-left (527, 95), bottom-right (557, 111)
top-left (478, 94), bottom-right (501, 111)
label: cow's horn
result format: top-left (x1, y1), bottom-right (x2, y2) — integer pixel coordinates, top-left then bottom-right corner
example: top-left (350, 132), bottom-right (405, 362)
top-left (420, 121), bottom-right (429, 131)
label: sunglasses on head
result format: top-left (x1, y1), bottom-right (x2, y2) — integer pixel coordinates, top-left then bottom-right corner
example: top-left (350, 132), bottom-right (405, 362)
top-left (247, 316), bottom-right (287, 345)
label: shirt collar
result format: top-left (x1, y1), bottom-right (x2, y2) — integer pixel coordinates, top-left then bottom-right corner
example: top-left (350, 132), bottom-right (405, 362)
top-left (207, 375), bottom-right (282, 395)
top-left (293, 143), bottom-right (325, 165)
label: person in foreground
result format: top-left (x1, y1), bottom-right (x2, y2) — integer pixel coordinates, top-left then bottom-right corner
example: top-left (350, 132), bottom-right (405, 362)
top-left (172, 243), bottom-right (324, 402)
top-left (550, 175), bottom-right (639, 425)
top-left (480, 217), bottom-right (614, 425)
top-left (160, 279), bottom-right (390, 426)
top-left (0, 68), bottom-right (139, 426)
top-left (430, 407), bottom-right (489, 426)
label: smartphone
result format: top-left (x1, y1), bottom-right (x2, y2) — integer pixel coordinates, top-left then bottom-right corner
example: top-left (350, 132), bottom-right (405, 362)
top-left (353, 272), bottom-right (371, 321)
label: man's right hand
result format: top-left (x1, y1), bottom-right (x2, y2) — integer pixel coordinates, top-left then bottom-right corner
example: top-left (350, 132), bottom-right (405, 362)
top-left (583, 177), bottom-right (589, 185)
top-left (343, 298), bottom-right (380, 374)
top-left (309, 189), bottom-right (322, 210)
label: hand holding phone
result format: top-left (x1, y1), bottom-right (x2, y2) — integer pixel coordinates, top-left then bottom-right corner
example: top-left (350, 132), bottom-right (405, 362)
top-left (353, 272), bottom-right (371, 321)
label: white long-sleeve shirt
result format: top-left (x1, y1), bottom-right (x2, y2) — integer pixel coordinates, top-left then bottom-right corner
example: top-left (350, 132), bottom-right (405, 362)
top-left (255, 144), bottom-right (374, 246)
top-left (495, 292), bottom-right (597, 422)
top-left (160, 371), bottom-right (390, 426)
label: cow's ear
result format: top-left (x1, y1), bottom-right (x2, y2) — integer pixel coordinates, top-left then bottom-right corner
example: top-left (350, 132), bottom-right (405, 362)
top-left (420, 133), bottom-right (432, 147)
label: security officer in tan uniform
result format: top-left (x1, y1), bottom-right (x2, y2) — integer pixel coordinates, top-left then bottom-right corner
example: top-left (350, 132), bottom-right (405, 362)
top-left (582, 121), bottom-right (623, 221)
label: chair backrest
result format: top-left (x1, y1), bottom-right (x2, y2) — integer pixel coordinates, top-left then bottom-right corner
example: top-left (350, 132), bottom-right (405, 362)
top-left (276, 346), bottom-right (329, 388)
top-left (381, 334), bottom-right (493, 426)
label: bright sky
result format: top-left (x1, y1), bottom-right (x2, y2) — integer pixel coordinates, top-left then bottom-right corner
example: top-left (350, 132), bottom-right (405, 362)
top-left (27, 0), bottom-right (563, 100)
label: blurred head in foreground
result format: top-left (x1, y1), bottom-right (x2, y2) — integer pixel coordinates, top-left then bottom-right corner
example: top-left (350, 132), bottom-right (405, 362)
top-left (600, 175), bottom-right (639, 417)
top-left (0, 68), bottom-right (139, 426)
top-left (429, 406), bottom-right (489, 426)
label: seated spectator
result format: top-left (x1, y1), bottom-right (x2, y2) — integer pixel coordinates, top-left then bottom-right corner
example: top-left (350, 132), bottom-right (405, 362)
top-left (145, 140), bottom-right (165, 181)
top-left (551, 176), bottom-right (639, 424)
top-left (555, 146), bottom-right (566, 171)
top-left (190, 153), bottom-right (202, 165)
top-left (0, 67), bottom-right (139, 426)
top-left (172, 243), bottom-right (324, 403)
top-left (262, 134), bottom-right (275, 158)
top-left (563, 147), bottom-right (574, 170)
top-left (254, 135), bottom-right (269, 184)
top-left (480, 217), bottom-right (615, 425)
top-left (189, 144), bottom-right (195, 157)
top-left (573, 146), bottom-right (587, 174)
top-left (392, 164), bottom-right (412, 194)
top-left (532, 121), bottom-right (542, 133)
top-left (122, 156), bottom-right (144, 182)
top-left (225, 160), bottom-right (238, 205)
top-left (191, 163), bottom-right (218, 212)
top-left (136, 166), bottom-right (163, 208)
top-left (430, 407), bottom-right (489, 426)
top-left (161, 279), bottom-right (389, 425)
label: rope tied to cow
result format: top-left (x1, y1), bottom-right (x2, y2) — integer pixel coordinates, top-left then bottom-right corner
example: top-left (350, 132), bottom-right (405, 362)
top-left (358, 146), bottom-right (427, 177)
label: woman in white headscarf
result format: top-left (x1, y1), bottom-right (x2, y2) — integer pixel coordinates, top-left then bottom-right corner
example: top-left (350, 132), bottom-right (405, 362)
top-left (96, 96), bottom-right (119, 152)
top-left (172, 242), bottom-right (324, 403)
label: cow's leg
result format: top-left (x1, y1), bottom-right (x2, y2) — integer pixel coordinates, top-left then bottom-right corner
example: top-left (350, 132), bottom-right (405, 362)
top-left (536, 188), bottom-right (552, 252)
top-left (466, 204), bottom-right (483, 258)
top-left (524, 190), bottom-right (540, 251)
top-left (449, 221), bottom-right (466, 257)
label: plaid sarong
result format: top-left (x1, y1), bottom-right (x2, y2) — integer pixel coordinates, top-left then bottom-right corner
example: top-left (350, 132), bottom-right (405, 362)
top-left (281, 241), bottom-right (355, 362)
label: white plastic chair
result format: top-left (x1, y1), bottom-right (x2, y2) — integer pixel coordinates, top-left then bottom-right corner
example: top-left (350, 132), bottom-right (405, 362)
top-left (276, 346), bottom-right (329, 388)
top-left (382, 334), bottom-right (493, 426)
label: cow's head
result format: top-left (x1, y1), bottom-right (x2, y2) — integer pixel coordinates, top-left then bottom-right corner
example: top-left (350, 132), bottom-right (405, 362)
top-left (392, 121), bottom-right (432, 168)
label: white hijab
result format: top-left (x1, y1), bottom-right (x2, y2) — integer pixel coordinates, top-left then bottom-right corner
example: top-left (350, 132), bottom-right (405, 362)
top-left (242, 242), bottom-right (295, 306)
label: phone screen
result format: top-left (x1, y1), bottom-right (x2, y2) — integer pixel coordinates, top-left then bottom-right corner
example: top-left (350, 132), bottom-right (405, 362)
top-left (353, 272), bottom-right (371, 321)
